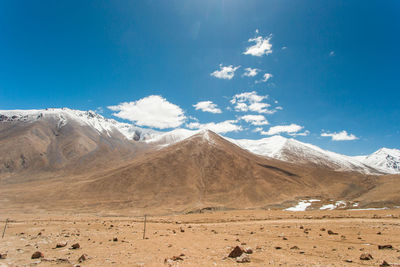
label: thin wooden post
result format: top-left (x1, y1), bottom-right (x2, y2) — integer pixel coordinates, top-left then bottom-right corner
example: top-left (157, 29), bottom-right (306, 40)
top-left (142, 215), bottom-right (147, 239)
top-left (2, 218), bottom-right (8, 238)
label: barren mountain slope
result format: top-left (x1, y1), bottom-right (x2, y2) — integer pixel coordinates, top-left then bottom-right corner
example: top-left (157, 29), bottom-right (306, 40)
top-left (41, 131), bottom-right (379, 214)
top-left (0, 110), bottom-right (152, 183)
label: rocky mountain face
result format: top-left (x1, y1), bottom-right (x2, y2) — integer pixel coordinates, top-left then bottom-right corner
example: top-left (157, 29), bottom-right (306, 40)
top-left (353, 148), bottom-right (400, 174)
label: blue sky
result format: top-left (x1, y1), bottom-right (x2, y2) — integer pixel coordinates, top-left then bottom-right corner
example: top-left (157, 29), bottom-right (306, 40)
top-left (0, 0), bottom-right (399, 155)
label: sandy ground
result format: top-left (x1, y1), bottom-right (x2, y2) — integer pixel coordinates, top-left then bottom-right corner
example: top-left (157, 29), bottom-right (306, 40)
top-left (1, 209), bottom-right (400, 267)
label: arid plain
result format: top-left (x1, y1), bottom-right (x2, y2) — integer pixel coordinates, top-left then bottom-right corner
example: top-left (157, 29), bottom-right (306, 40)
top-left (1, 209), bottom-right (400, 266)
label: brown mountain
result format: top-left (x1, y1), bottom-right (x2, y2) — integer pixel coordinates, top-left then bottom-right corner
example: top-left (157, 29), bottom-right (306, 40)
top-left (2, 130), bottom-right (394, 215)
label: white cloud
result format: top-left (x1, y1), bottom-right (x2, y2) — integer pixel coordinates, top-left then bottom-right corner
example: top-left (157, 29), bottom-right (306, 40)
top-left (243, 33), bottom-right (273, 57)
top-left (243, 67), bottom-right (259, 77)
top-left (231, 91), bottom-right (267, 105)
top-left (321, 130), bottom-right (358, 141)
top-left (289, 130), bottom-right (310, 137)
top-left (108, 95), bottom-right (186, 129)
top-left (261, 124), bottom-right (304, 136)
top-left (230, 91), bottom-right (275, 114)
top-left (256, 73), bottom-right (273, 83)
top-left (253, 127), bottom-right (263, 132)
top-left (329, 51), bottom-right (335, 57)
top-left (240, 115), bottom-right (269, 126)
top-left (210, 64), bottom-right (240, 80)
top-left (248, 102), bottom-right (274, 114)
top-left (193, 101), bottom-right (222, 114)
top-left (282, 46), bottom-right (287, 50)
top-left (186, 120), bottom-right (242, 134)
top-left (275, 106), bottom-right (283, 110)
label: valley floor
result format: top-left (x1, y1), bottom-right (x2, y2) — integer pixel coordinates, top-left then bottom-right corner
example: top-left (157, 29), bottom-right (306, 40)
top-left (1, 209), bottom-right (400, 266)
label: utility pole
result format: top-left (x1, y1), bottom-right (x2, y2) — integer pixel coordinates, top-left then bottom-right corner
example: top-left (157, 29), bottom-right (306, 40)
top-left (2, 218), bottom-right (8, 238)
top-left (142, 215), bottom-right (147, 239)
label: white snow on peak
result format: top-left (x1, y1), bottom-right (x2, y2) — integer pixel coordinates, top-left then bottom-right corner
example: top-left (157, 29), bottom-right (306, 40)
top-left (227, 135), bottom-right (379, 174)
top-left (144, 128), bottom-right (199, 146)
top-left (0, 108), bottom-right (157, 140)
top-left (353, 148), bottom-right (400, 174)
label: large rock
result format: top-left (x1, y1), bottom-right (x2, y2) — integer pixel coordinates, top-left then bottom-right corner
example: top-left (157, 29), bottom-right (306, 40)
top-left (228, 246), bottom-right (243, 258)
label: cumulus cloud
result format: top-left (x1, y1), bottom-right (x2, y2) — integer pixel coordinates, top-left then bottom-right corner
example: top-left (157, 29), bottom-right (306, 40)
top-left (230, 91), bottom-right (275, 114)
top-left (186, 120), bottom-right (242, 134)
top-left (261, 124), bottom-right (304, 136)
top-left (243, 67), bottom-right (259, 77)
top-left (321, 130), bottom-right (358, 141)
top-left (193, 101), bottom-right (222, 114)
top-left (108, 95), bottom-right (186, 129)
top-left (256, 73), bottom-right (273, 83)
top-left (210, 64), bottom-right (240, 80)
top-left (243, 32), bottom-right (273, 57)
top-left (240, 115), bottom-right (269, 126)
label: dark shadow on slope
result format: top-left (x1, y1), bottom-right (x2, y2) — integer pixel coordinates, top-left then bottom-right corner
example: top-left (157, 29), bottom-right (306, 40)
top-left (257, 163), bottom-right (298, 177)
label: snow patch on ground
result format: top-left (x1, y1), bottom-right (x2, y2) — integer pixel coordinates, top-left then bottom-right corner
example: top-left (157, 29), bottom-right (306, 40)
top-left (320, 201), bottom-right (347, 210)
top-left (285, 199), bottom-right (320, 211)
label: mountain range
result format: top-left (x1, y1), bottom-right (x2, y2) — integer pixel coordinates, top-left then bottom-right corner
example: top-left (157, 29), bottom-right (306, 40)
top-left (0, 108), bottom-right (399, 214)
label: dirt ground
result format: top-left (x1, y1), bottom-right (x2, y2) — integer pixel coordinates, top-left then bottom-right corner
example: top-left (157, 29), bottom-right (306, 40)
top-left (1, 209), bottom-right (400, 267)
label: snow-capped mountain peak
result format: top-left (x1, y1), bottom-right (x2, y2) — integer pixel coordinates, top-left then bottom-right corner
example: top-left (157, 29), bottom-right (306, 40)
top-left (0, 108), bottom-right (157, 141)
top-left (354, 148), bottom-right (400, 174)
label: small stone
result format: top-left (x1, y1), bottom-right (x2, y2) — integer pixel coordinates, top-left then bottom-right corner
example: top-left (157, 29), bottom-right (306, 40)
top-left (31, 251), bottom-right (44, 259)
top-left (380, 261), bottom-right (391, 267)
top-left (244, 247), bottom-right (253, 254)
top-left (113, 237), bottom-right (118, 242)
top-left (78, 254), bottom-right (88, 262)
top-left (55, 242), bottom-right (67, 248)
top-left (275, 246), bottom-right (282, 250)
top-left (290, 246), bottom-right (299, 250)
top-left (228, 246), bottom-right (243, 258)
top-left (71, 243), bottom-right (80, 249)
top-left (236, 254), bottom-right (250, 263)
top-left (327, 230), bottom-right (338, 235)
top-left (378, 245), bottom-right (393, 250)
top-left (360, 253), bottom-right (373, 260)
top-left (344, 259), bottom-right (352, 263)
top-left (0, 253), bottom-right (7, 259)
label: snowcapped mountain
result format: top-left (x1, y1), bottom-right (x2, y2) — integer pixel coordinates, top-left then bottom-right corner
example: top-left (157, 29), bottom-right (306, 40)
top-left (143, 130), bottom-right (386, 174)
top-left (0, 108), bottom-right (158, 141)
top-left (353, 148), bottom-right (400, 174)
top-left (1, 108), bottom-right (397, 175)
top-left (227, 136), bottom-right (382, 174)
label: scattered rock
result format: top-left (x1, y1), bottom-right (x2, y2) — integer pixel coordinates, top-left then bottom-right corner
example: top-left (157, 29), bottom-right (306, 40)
top-left (236, 254), bottom-right (250, 263)
top-left (0, 253), bottom-right (7, 259)
top-left (290, 246), bottom-right (299, 250)
top-left (282, 237), bottom-right (288, 240)
top-left (327, 230), bottom-right (338, 235)
top-left (320, 228), bottom-right (326, 231)
top-left (360, 253), bottom-right (373, 260)
top-left (55, 242), bottom-right (67, 248)
top-left (31, 251), bottom-right (44, 259)
top-left (380, 261), bottom-right (391, 267)
top-left (344, 259), bottom-right (352, 263)
top-left (78, 254), bottom-right (88, 262)
top-left (113, 237), bottom-right (118, 242)
top-left (228, 246), bottom-right (243, 258)
top-left (378, 245), bottom-right (393, 250)
top-left (275, 246), bottom-right (282, 250)
top-left (71, 243), bottom-right (80, 249)
top-left (377, 231), bottom-right (382, 235)
top-left (244, 247), bottom-right (253, 254)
